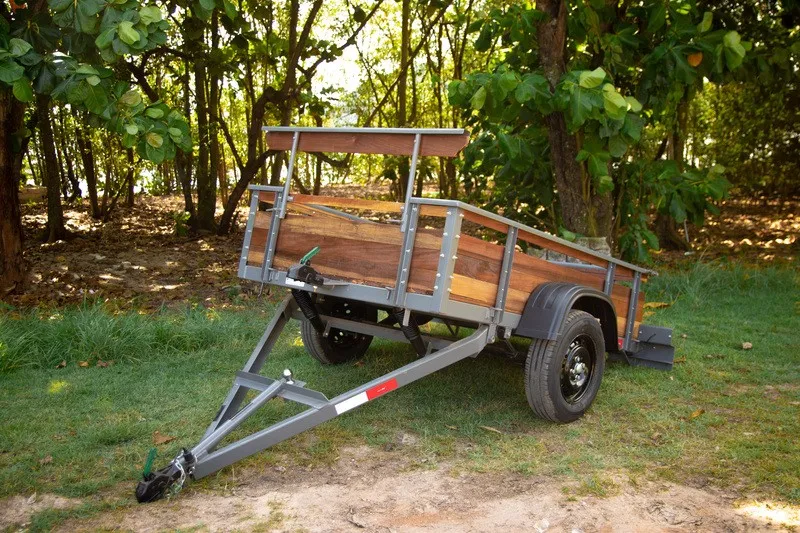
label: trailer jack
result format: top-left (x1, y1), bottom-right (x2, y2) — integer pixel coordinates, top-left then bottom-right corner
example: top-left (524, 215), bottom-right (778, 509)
top-left (136, 294), bottom-right (492, 503)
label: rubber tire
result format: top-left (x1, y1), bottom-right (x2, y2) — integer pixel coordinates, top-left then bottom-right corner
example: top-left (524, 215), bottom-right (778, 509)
top-left (300, 298), bottom-right (377, 365)
top-left (524, 309), bottom-right (606, 423)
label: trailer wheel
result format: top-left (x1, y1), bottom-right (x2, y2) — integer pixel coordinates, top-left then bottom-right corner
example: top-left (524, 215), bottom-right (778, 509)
top-left (301, 298), bottom-right (378, 365)
top-left (524, 310), bottom-right (605, 423)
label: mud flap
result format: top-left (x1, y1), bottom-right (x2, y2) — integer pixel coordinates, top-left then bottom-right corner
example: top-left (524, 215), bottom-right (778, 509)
top-left (610, 325), bottom-right (675, 371)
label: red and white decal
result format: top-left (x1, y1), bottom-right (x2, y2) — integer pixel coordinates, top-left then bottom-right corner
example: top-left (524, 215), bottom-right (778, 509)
top-left (334, 378), bottom-right (398, 415)
top-left (617, 337), bottom-right (624, 350)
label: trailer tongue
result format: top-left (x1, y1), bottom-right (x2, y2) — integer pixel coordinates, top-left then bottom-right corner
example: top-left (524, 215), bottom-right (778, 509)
top-left (135, 127), bottom-right (674, 503)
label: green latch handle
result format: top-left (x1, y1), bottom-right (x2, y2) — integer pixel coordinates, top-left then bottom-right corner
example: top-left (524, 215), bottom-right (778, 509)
top-left (300, 246), bottom-right (320, 265)
top-left (142, 447), bottom-right (157, 477)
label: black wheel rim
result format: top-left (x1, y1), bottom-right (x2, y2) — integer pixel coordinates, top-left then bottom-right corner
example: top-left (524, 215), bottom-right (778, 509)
top-left (560, 334), bottom-right (595, 404)
top-left (324, 300), bottom-right (369, 349)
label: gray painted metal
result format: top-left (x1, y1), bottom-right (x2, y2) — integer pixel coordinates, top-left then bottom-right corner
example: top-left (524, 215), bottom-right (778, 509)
top-left (603, 263), bottom-right (616, 296)
top-left (393, 206), bottom-right (420, 307)
top-left (259, 190), bottom-right (283, 282)
top-left (410, 197), bottom-right (654, 275)
top-left (622, 272), bottom-right (642, 352)
top-left (400, 133), bottom-right (422, 233)
top-left (234, 371), bottom-right (330, 408)
top-left (291, 309), bottom-right (454, 351)
top-left (190, 324), bottom-right (490, 479)
top-left (430, 209), bottom-right (463, 310)
top-left (494, 226), bottom-right (518, 322)
top-left (237, 191), bottom-right (260, 279)
top-left (279, 132), bottom-right (300, 219)
top-left (263, 126), bottom-right (466, 135)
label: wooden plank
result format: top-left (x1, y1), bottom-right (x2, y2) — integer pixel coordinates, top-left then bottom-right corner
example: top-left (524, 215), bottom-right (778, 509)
top-left (245, 209), bottom-right (644, 337)
top-left (266, 131), bottom-right (470, 157)
top-left (459, 209), bottom-right (640, 278)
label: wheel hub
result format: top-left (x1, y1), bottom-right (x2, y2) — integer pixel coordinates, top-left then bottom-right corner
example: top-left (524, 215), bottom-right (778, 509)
top-left (560, 336), bottom-right (595, 404)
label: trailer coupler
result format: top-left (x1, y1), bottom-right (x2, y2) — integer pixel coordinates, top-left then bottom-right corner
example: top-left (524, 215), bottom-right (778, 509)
top-left (135, 449), bottom-right (195, 503)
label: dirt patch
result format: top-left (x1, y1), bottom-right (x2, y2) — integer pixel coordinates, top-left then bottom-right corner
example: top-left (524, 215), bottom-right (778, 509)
top-left (0, 493), bottom-right (81, 530)
top-left (56, 448), bottom-right (794, 532)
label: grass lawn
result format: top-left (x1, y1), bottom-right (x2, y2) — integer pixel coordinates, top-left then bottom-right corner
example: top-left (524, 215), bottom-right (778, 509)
top-left (1, 262), bottom-right (798, 529)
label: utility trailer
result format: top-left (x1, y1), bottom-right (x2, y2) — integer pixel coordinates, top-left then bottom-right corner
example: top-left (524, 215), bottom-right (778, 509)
top-left (136, 127), bottom-right (674, 502)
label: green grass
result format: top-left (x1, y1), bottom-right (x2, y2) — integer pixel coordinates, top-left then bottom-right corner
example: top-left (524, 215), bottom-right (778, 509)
top-left (0, 263), bottom-right (798, 528)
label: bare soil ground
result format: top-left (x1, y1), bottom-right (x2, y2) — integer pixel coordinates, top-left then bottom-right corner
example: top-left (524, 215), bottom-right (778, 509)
top-left (4, 447), bottom-right (797, 532)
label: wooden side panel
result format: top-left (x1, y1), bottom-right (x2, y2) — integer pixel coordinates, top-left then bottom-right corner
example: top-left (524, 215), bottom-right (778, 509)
top-left (266, 131), bottom-right (470, 157)
top-left (245, 210), bottom-right (642, 337)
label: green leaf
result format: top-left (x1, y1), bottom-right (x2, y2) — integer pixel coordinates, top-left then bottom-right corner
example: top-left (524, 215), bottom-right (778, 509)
top-left (622, 114), bottom-right (644, 141)
top-left (119, 89), bottom-right (142, 106)
top-left (723, 30), bottom-right (741, 48)
top-left (76, 64), bottom-right (100, 76)
top-left (647, 4), bottom-right (666, 33)
top-left (596, 175), bottom-right (614, 193)
top-left (12, 78), bottom-right (33, 102)
top-left (0, 60), bottom-right (24, 83)
top-left (95, 27), bottom-right (116, 49)
top-left (144, 140), bottom-right (166, 163)
top-left (578, 67), bottom-right (605, 89)
top-left (559, 228), bottom-right (577, 242)
top-left (698, 11), bottom-right (712, 33)
top-left (9, 38), bottom-right (32, 58)
top-left (497, 71), bottom-right (518, 93)
top-left (125, 123), bottom-right (139, 135)
top-left (587, 153), bottom-right (609, 177)
top-left (84, 83), bottom-right (109, 114)
top-left (145, 107), bottom-right (164, 119)
top-left (139, 6), bottom-right (162, 25)
top-left (497, 132), bottom-right (521, 159)
top-left (602, 87), bottom-right (628, 120)
top-left (608, 135), bottom-right (627, 158)
top-left (199, 0), bottom-right (215, 11)
top-left (624, 95), bottom-right (642, 113)
top-left (168, 127), bottom-right (182, 138)
top-left (118, 21), bottom-right (140, 46)
top-left (223, 0), bottom-right (237, 20)
top-left (470, 86), bottom-right (487, 110)
top-left (146, 132), bottom-right (163, 148)
top-left (669, 196), bottom-right (687, 222)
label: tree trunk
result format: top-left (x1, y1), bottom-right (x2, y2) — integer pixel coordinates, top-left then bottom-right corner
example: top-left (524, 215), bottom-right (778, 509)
top-left (194, 59), bottom-right (215, 232)
top-left (536, 0), bottom-right (612, 239)
top-left (656, 96), bottom-right (691, 250)
top-left (36, 95), bottom-right (68, 242)
top-left (0, 88), bottom-right (27, 293)
top-left (125, 147), bottom-right (135, 207)
top-left (75, 116), bottom-right (101, 218)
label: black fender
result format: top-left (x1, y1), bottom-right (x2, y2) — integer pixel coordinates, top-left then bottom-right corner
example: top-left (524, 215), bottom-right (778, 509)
top-left (513, 282), bottom-right (619, 353)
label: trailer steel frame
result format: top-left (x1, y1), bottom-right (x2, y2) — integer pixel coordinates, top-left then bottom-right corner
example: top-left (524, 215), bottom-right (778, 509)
top-left (135, 126), bottom-right (674, 502)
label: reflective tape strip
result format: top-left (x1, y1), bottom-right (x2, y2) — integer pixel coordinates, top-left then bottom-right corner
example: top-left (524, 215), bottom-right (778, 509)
top-left (334, 392), bottom-right (368, 415)
top-left (366, 378), bottom-right (398, 400)
top-left (334, 378), bottom-right (399, 415)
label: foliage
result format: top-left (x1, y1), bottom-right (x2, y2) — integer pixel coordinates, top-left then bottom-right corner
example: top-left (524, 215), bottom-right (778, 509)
top-left (449, 0), bottom-right (748, 261)
top-left (0, 0), bottom-right (191, 163)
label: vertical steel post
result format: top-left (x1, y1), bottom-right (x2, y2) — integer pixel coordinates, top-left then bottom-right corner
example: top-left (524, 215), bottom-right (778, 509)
top-left (400, 133), bottom-right (422, 233)
top-left (278, 131), bottom-right (300, 219)
top-left (603, 263), bottom-right (616, 296)
top-left (493, 226), bottom-right (517, 322)
top-left (237, 191), bottom-right (261, 278)
top-left (260, 190), bottom-right (283, 282)
top-left (430, 208), bottom-right (463, 314)
top-left (623, 272), bottom-right (642, 351)
top-left (393, 205), bottom-right (420, 307)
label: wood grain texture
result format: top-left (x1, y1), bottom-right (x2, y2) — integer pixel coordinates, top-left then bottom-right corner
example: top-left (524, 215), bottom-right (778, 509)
top-left (246, 211), bottom-right (643, 337)
top-left (266, 131), bottom-right (470, 157)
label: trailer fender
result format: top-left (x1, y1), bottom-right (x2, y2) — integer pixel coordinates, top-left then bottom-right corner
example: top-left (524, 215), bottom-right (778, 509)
top-left (514, 282), bottom-right (618, 353)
